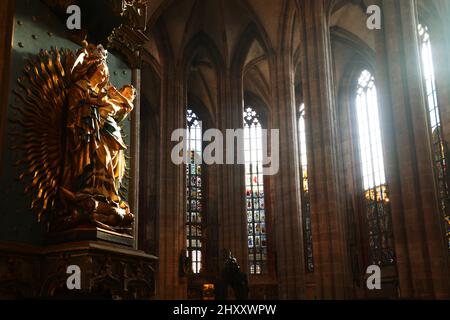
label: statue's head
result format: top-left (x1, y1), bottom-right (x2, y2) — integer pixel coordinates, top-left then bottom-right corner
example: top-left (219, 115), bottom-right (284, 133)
top-left (71, 41), bottom-right (110, 88)
top-left (119, 84), bottom-right (137, 102)
top-left (87, 62), bottom-right (109, 89)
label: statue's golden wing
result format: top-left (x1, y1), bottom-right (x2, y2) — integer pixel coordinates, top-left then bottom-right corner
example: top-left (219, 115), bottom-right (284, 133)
top-left (11, 48), bottom-right (75, 222)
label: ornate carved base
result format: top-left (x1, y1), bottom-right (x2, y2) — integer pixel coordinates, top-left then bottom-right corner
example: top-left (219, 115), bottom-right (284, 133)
top-left (0, 241), bottom-right (158, 300)
top-left (46, 226), bottom-right (134, 247)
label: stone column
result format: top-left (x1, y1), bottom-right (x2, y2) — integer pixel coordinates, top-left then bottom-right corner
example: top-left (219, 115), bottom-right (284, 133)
top-left (268, 47), bottom-right (305, 298)
top-left (107, 16), bottom-right (186, 297)
top-left (0, 0), bottom-right (15, 175)
top-left (156, 62), bottom-right (187, 299)
top-left (374, 0), bottom-right (450, 298)
top-left (216, 68), bottom-right (248, 271)
top-left (297, 0), bottom-right (352, 299)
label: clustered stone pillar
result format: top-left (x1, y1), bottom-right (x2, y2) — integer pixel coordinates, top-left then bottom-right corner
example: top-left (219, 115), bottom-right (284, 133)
top-left (268, 48), bottom-right (305, 299)
top-left (156, 62), bottom-right (187, 299)
top-left (216, 67), bottom-right (248, 273)
top-left (297, 0), bottom-right (353, 299)
top-left (374, 0), bottom-right (450, 298)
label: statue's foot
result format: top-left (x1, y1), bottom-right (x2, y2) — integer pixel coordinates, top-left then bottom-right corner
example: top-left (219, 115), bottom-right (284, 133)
top-left (60, 192), bottom-right (134, 231)
top-left (122, 210), bottom-right (134, 226)
top-left (93, 202), bottom-right (133, 227)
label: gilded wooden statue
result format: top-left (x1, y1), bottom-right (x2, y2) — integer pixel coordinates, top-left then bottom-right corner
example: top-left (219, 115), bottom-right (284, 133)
top-left (11, 42), bottom-right (135, 235)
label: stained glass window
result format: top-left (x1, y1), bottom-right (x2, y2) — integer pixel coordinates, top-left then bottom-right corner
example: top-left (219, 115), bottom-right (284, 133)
top-left (186, 109), bottom-right (204, 274)
top-left (355, 70), bottom-right (395, 266)
top-left (244, 107), bottom-right (267, 275)
top-left (298, 104), bottom-right (314, 273)
top-left (418, 24), bottom-right (450, 252)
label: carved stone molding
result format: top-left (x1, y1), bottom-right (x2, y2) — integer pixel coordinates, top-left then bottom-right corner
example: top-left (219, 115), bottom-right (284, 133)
top-left (121, 0), bottom-right (149, 31)
top-left (108, 0), bottom-right (150, 68)
top-left (0, 242), bottom-right (158, 299)
top-left (108, 25), bottom-right (149, 68)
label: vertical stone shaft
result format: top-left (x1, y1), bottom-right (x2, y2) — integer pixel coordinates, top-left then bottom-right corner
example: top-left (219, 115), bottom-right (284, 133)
top-left (269, 46), bottom-right (305, 298)
top-left (156, 61), bottom-right (186, 299)
top-left (217, 68), bottom-right (248, 270)
top-left (298, 0), bottom-right (351, 299)
top-left (375, 0), bottom-right (450, 298)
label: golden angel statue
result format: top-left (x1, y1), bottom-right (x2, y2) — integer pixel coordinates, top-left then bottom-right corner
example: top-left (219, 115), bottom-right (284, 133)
top-left (12, 42), bottom-right (135, 235)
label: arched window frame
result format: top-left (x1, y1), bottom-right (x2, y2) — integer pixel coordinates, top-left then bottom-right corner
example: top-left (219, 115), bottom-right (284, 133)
top-left (351, 69), bottom-right (396, 267)
top-left (243, 106), bottom-right (269, 276)
top-left (297, 102), bottom-right (314, 273)
top-left (186, 108), bottom-right (206, 274)
top-left (417, 22), bottom-right (450, 253)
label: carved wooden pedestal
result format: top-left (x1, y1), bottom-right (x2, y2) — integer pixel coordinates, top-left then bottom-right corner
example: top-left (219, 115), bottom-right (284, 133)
top-left (0, 241), bottom-right (158, 300)
top-left (46, 226), bottom-right (135, 247)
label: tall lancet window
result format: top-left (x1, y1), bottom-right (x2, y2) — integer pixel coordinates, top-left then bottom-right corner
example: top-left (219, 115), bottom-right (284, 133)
top-left (355, 70), bottom-right (395, 266)
top-left (244, 107), bottom-right (267, 275)
top-left (186, 109), bottom-right (204, 274)
top-left (418, 24), bottom-right (450, 252)
top-left (298, 103), bottom-right (314, 273)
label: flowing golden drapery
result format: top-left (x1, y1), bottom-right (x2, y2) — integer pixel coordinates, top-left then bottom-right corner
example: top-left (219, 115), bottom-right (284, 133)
top-left (63, 79), bottom-right (132, 204)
